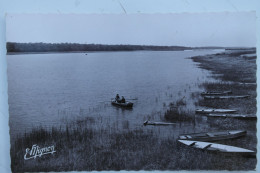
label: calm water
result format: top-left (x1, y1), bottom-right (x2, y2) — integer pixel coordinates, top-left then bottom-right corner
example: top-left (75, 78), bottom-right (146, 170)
top-left (8, 50), bottom-right (223, 139)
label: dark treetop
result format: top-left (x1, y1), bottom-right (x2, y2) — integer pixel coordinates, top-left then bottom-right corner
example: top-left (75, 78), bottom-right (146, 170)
top-left (6, 42), bottom-right (195, 53)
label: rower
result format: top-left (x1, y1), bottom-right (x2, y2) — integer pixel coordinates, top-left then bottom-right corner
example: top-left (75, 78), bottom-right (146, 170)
top-left (121, 96), bottom-right (126, 103)
top-left (115, 94), bottom-right (120, 102)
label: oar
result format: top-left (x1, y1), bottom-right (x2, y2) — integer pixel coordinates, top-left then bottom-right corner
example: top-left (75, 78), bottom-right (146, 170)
top-left (98, 101), bottom-right (111, 103)
top-left (127, 98), bottom-right (138, 100)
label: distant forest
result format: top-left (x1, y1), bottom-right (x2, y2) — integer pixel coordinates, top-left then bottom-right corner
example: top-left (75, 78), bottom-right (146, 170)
top-left (6, 42), bottom-right (194, 53)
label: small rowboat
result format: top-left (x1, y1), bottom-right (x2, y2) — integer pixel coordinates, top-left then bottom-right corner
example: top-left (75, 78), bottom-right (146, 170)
top-left (195, 109), bottom-right (237, 114)
top-left (204, 95), bottom-right (250, 99)
top-left (207, 114), bottom-right (257, 120)
top-left (111, 99), bottom-right (133, 108)
top-left (178, 140), bottom-right (255, 155)
top-left (178, 130), bottom-right (246, 141)
top-left (143, 120), bottom-right (176, 126)
top-left (201, 91), bottom-right (232, 96)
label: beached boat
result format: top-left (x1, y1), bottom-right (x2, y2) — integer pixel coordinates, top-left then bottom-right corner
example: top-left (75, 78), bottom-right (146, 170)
top-left (143, 120), bottom-right (176, 126)
top-left (195, 109), bottom-right (237, 114)
top-left (207, 114), bottom-right (257, 120)
top-left (204, 95), bottom-right (250, 99)
top-left (201, 91), bottom-right (232, 96)
top-left (111, 99), bottom-right (133, 108)
top-left (178, 130), bottom-right (246, 141)
top-left (238, 82), bottom-right (256, 85)
top-left (178, 140), bottom-right (255, 155)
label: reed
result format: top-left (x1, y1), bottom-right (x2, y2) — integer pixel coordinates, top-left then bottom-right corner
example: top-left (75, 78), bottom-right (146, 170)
top-left (164, 108), bottom-right (194, 122)
top-left (11, 122), bottom-right (256, 172)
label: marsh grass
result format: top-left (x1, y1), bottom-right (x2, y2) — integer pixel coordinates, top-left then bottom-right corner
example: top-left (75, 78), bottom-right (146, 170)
top-left (11, 122), bottom-right (256, 172)
top-left (197, 82), bottom-right (257, 115)
top-left (165, 97), bottom-right (193, 122)
top-left (176, 97), bottom-right (186, 106)
top-left (207, 116), bottom-right (256, 131)
top-left (200, 82), bottom-right (256, 95)
top-left (164, 108), bottom-right (194, 122)
top-left (191, 50), bottom-right (256, 83)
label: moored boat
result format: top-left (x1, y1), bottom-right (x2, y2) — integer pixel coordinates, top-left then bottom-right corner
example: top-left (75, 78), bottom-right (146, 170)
top-left (207, 114), bottom-right (257, 120)
top-left (178, 140), bottom-right (255, 155)
top-left (204, 95), bottom-right (250, 99)
top-left (111, 99), bottom-right (133, 108)
top-left (143, 120), bottom-right (176, 126)
top-left (178, 130), bottom-right (246, 141)
top-left (195, 109), bottom-right (237, 114)
top-left (201, 90), bottom-right (232, 96)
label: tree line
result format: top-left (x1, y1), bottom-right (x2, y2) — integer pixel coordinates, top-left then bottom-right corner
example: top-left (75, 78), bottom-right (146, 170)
top-left (6, 42), bottom-right (192, 52)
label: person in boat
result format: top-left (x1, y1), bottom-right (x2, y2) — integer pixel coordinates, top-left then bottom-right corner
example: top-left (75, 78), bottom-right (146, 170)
top-left (115, 94), bottom-right (120, 102)
top-left (121, 96), bottom-right (126, 103)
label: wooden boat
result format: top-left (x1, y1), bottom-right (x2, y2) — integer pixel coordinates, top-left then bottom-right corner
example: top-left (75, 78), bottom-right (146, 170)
top-left (178, 130), bottom-right (246, 141)
top-left (143, 120), bottom-right (176, 126)
top-left (201, 91), bottom-right (232, 96)
top-left (195, 109), bottom-right (237, 114)
top-left (238, 82), bottom-right (256, 85)
top-left (178, 140), bottom-right (255, 154)
top-left (207, 114), bottom-right (257, 120)
top-left (111, 99), bottom-right (133, 108)
top-left (204, 95), bottom-right (250, 99)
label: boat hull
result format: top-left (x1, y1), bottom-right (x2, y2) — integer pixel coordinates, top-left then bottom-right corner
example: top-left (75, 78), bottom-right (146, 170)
top-left (207, 114), bottom-right (257, 120)
top-left (111, 100), bottom-right (133, 108)
top-left (178, 140), bottom-right (255, 154)
top-left (196, 109), bottom-right (237, 114)
top-left (204, 95), bottom-right (250, 99)
top-left (201, 91), bottom-right (232, 96)
top-left (178, 130), bottom-right (246, 141)
top-left (143, 121), bottom-right (176, 126)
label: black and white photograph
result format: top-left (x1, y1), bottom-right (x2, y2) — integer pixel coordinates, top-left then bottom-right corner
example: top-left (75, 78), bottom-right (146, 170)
top-left (6, 13), bottom-right (257, 172)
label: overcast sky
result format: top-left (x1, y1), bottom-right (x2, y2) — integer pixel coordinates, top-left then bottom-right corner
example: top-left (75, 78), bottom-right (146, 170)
top-left (6, 12), bottom-right (256, 47)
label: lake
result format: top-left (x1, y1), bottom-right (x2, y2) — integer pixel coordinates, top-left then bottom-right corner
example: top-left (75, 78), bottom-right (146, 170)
top-left (7, 50), bottom-right (224, 140)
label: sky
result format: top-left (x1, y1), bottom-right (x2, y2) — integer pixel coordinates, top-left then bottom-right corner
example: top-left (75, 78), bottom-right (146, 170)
top-left (6, 12), bottom-right (256, 47)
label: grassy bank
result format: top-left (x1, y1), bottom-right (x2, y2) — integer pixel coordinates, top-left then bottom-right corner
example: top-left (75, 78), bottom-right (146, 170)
top-left (191, 49), bottom-right (257, 116)
top-left (198, 82), bottom-right (256, 115)
top-left (191, 49), bottom-right (256, 83)
top-left (190, 48), bottom-right (257, 167)
top-left (11, 123), bottom-right (256, 172)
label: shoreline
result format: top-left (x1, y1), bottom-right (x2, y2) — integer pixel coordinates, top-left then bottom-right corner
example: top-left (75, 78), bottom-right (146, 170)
top-left (190, 48), bottom-right (256, 115)
top-left (191, 48), bottom-right (256, 83)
